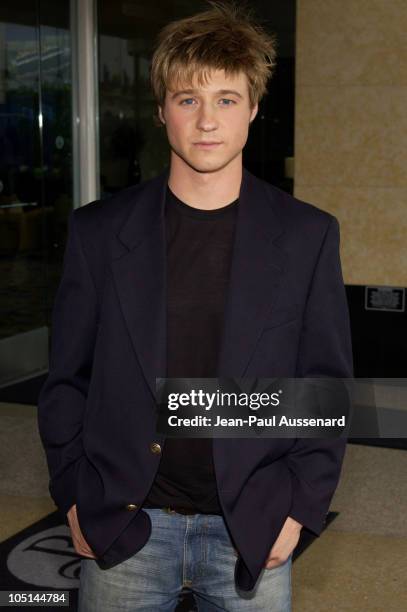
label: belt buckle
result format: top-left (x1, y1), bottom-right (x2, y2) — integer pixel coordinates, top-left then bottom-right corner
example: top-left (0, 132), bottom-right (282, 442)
top-left (164, 506), bottom-right (177, 514)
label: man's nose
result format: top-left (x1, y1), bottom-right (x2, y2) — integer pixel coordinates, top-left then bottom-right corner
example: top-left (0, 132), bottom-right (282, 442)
top-left (196, 103), bottom-right (218, 131)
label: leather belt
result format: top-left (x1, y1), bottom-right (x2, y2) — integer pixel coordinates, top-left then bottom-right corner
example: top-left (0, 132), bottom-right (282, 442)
top-left (162, 505), bottom-right (197, 515)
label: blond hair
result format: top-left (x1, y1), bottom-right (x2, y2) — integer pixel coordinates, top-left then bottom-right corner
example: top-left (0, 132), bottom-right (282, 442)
top-left (150, 1), bottom-right (277, 113)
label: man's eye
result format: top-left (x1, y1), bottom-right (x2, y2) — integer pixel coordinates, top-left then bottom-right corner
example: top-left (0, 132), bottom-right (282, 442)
top-left (219, 99), bottom-right (235, 105)
top-left (180, 98), bottom-right (195, 105)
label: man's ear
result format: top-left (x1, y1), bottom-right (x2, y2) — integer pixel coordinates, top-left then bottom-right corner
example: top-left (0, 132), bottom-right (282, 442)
top-left (249, 103), bottom-right (258, 124)
top-left (158, 106), bottom-right (166, 125)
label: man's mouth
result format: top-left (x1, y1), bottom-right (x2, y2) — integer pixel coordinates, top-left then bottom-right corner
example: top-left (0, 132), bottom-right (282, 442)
top-left (193, 141), bottom-right (223, 149)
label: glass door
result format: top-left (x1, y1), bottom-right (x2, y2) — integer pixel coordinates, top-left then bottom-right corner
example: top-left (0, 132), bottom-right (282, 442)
top-left (0, 1), bottom-right (72, 388)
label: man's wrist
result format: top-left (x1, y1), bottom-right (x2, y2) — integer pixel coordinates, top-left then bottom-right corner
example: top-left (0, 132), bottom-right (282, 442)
top-left (67, 504), bottom-right (76, 518)
top-left (287, 516), bottom-right (303, 530)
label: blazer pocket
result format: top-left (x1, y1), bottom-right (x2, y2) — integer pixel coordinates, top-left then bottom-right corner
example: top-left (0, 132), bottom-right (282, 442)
top-left (262, 305), bottom-right (301, 331)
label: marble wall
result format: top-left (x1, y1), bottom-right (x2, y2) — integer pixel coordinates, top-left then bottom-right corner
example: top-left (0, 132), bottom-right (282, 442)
top-left (294, 0), bottom-right (407, 285)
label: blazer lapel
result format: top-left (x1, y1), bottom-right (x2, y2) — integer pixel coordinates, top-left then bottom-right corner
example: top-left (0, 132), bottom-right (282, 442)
top-left (217, 168), bottom-right (286, 377)
top-left (111, 170), bottom-right (169, 403)
top-left (111, 167), bottom-right (287, 404)
top-left (213, 169), bottom-right (287, 483)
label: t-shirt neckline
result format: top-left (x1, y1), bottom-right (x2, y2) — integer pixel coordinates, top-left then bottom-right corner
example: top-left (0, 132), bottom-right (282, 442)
top-left (166, 185), bottom-right (239, 219)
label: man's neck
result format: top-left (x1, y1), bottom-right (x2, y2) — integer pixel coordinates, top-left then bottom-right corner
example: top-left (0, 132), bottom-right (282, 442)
top-left (167, 154), bottom-right (242, 210)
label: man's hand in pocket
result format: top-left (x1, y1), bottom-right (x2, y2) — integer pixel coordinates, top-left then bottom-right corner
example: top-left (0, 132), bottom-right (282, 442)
top-left (264, 516), bottom-right (302, 569)
top-left (67, 504), bottom-right (97, 559)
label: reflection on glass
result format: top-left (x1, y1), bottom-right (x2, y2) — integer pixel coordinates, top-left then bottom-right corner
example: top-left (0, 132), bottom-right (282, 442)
top-left (0, 1), bottom-right (71, 384)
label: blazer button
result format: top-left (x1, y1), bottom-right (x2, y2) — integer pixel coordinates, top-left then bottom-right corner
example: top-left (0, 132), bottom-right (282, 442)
top-left (150, 442), bottom-right (162, 454)
top-left (125, 503), bottom-right (138, 511)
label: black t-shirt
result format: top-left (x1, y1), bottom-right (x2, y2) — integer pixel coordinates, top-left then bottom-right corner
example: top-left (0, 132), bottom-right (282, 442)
top-left (143, 185), bottom-right (239, 514)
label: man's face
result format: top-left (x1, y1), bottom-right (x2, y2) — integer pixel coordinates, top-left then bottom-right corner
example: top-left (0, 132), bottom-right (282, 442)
top-left (158, 69), bottom-right (258, 174)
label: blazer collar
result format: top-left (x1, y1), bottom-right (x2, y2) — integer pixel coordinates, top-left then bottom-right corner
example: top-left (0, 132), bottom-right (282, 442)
top-left (116, 166), bottom-right (283, 251)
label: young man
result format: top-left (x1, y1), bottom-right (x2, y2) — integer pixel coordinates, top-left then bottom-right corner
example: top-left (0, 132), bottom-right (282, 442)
top-left (38, 3), bottom-right (353, 611)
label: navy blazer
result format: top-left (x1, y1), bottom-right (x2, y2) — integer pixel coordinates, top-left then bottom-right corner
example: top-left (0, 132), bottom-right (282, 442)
top-left (37, 168), bottom-right (353, 592)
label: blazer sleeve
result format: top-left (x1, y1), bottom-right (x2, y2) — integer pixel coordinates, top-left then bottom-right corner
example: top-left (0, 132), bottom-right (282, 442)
top-left (37, 208), bottom-right (98, 517)
top-left (285, 215), bottom-right (354, 535)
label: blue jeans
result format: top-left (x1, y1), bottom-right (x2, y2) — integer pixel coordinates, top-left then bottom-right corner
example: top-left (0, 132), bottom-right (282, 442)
top-left (78, 508), bottom-right (292, 611)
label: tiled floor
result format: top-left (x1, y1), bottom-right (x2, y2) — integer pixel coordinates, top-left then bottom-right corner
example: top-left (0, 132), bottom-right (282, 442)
top-left (292, 530), bottom-right (407, 612)
top-left (0, 402), bottom-right (54, 541)
top-left (0, 401), bottom-right (406, 611)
